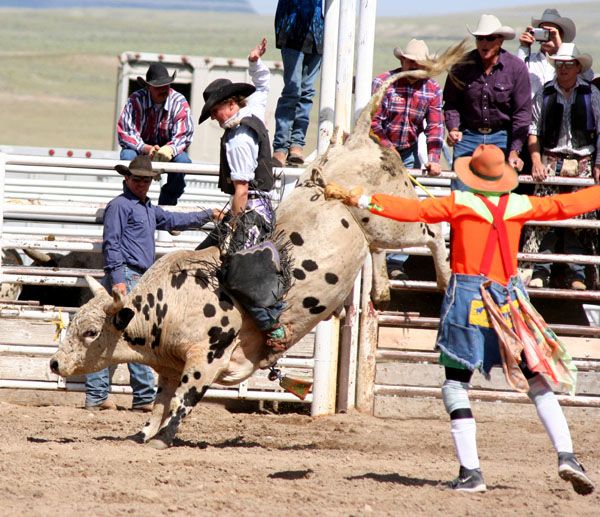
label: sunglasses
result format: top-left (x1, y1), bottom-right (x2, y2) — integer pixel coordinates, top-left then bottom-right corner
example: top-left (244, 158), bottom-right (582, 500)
top-left (475, 35), bottom-right (500, 42)
top-left (555, 61), bottom-right (578, 69)
top-left (130, 175), bottom-right (153, 184)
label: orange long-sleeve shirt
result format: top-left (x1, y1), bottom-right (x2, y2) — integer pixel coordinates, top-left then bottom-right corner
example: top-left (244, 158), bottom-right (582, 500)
top-left (369, 185), bottom-right (600, 286)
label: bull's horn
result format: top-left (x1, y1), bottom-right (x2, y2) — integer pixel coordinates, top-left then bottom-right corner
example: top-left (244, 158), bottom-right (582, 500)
top-left (23, 248), bottom-right (52, 263)
top-left (85, 275), bottom-right (105, 297)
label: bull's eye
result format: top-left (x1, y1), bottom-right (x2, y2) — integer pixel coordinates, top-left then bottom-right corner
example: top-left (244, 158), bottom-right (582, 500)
top-left (83, 329), bottom-right (98, 338)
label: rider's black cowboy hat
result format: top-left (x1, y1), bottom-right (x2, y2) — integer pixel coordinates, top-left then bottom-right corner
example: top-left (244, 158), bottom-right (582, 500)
top-left (198, 78), bottom-right (255, 124)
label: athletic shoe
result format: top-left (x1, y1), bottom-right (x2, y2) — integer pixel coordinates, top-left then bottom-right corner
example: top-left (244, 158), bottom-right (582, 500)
top-left (448, 466), bottom-right (487, 493)
top-left (558, 452), bottom-right (595, 495)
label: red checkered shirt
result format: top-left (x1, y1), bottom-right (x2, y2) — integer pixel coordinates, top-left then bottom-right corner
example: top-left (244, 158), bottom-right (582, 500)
top-left (371, 70), bottom-right (444, 163)
top-left (117, 88), bottom-right (194, 156)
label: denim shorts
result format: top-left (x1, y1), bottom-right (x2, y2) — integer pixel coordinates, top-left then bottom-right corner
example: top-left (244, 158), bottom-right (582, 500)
top-left (436, 273), bottom-right (526, 375)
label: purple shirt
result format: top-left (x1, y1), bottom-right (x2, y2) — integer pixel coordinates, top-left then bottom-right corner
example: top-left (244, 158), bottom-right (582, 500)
top-left (443, 49), bottom-right (532, 153)
top-left (103, 183), bottom-right (213, 285)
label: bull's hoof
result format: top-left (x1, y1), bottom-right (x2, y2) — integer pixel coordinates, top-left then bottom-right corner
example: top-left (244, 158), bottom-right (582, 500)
top-left (147, 438), bottom-right (171, 450)
top-left (127, 431), bottom-right (146, 444)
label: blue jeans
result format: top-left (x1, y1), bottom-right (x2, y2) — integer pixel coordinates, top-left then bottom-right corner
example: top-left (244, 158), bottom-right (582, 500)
top-left (436, 273), bottom-right (526, 375)
top-left (273, 48), bottom-right (322, 153)
top-left (120, 148), bottom-right (189, 206)
top-left (451, 129), bottom-right (508, 191)
top-left (533, 229), bottom-right (586, 282)
top-left (85, 265), bottom-right (156, 408)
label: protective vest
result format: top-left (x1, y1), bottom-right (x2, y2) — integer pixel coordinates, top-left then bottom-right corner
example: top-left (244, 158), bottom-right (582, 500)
top-left (219, 115), bottom-right (274, 195)
top-left (540, 83), bottom-right (595, 150)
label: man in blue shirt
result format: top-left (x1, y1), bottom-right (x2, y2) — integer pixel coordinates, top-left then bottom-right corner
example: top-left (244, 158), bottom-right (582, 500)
top-left (85, 155), bottom-right (221, 411)
top-left (272, 0), bottom-right (324, 167)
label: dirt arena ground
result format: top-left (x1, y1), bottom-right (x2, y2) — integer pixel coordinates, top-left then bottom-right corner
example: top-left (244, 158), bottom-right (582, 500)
top-left (0, 392), bottom-right (598, 516)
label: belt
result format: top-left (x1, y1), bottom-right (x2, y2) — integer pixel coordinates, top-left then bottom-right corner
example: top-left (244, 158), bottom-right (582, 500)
top-left (466, 127), bottom-right (505, 135)
top-left (544, 151), bottom-right (591, 161)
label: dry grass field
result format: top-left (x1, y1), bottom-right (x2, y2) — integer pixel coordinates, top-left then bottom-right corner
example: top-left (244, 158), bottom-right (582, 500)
top-left (1, 3), bottom-right (598, 153)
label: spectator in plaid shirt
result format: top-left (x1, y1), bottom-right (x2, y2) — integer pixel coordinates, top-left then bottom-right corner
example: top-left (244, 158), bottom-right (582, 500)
top-left (371, 39), bottom-right (444, 279)
top-left (371, 39), bottom-right (444, 177)
top-left (117, 63), bottom-right (194, 206)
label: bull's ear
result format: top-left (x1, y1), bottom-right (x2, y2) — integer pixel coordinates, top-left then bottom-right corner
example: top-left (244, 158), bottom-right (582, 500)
top-left (86, 275), bottom-right (105, 297)
top-left (113, 308), bottom-right (134, 331)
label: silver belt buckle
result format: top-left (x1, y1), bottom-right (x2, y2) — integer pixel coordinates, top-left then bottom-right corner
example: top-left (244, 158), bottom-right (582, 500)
top-left (478, 127), bottom-right (492, 134)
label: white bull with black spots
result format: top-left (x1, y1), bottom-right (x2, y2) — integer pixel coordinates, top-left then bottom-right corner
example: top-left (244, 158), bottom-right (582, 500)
top-left (50, 43), bottom-right (462, 448)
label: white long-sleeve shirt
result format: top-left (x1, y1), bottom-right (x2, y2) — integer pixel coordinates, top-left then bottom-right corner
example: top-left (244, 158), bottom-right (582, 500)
top-left (222, 58), bottom-right (270, 183)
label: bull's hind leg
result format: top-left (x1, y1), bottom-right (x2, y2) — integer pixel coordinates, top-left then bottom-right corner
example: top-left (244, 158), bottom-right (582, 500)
top-left (425, 224), bottom-right (450, 289)
top-left (147, 344), bottom-right (236, 449)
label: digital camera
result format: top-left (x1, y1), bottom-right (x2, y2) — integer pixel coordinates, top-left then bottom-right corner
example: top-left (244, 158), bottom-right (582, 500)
top-left (529, 28), bottom-right (550, 42)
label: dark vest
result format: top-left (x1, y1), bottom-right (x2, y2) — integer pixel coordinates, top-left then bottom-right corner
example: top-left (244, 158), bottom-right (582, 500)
top-left (218, 115), bottom-right (274, 195)
top-left (540, 82), bottom-right (595, 150)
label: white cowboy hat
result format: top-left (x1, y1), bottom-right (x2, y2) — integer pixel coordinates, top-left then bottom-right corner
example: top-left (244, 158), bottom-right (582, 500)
top-left (531, 8), bottom-right (576, 43)
top-left (393, 39), bottom-right (432, 63)
top-left (467, 14), bottom-right (516, 40)
top-left (547, 43), bottom-right (592, 73)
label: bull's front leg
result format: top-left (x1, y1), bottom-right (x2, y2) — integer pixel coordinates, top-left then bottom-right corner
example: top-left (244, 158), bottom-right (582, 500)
top-left (137, 374), bottom-right (179, 443)
top-left (146, 347), bottom-right (232, 450)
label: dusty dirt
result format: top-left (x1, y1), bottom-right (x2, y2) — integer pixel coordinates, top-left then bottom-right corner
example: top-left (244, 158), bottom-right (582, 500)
top-left (0, 393), bottom-right (599, 516)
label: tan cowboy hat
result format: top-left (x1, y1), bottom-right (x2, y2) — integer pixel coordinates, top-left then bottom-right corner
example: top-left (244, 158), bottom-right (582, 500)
top-left (468, 14), bottom-right (516, 40)
top-left (547, 43), bottom-right (592, 72)
top-left (393, 39), bottom-right (432, 63)
top-left (531, 8), bottom-right (576, 43)
top-left (114, 155), bottom-right (162, 178)
top-left (454, 144), bottom-right (518, 193)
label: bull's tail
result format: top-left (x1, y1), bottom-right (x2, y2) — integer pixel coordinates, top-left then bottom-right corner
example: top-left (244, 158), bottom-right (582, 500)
top-left (349, 38), bottom-right (470, 143)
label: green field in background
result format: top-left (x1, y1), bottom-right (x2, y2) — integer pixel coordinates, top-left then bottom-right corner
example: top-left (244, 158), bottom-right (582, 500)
top-left (1, 4), bottom-right (597, 152)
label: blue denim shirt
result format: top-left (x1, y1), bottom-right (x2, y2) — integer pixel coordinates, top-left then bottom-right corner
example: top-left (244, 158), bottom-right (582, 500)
top-left (103, 183), bottom-right (213, 284)
top-left (275, 0), bottom-right (324, 54)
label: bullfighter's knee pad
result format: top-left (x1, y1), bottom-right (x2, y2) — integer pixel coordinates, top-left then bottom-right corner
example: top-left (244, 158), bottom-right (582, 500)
top-left (442, 379), bottom-right (471, 416)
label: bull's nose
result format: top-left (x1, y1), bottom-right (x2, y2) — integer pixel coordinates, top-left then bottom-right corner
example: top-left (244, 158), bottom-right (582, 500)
top-left (50, 359), bottom-right (59, 374)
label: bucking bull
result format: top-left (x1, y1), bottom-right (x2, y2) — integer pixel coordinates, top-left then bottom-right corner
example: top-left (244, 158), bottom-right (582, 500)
top-left (50, 42), bottom-right (465, 449)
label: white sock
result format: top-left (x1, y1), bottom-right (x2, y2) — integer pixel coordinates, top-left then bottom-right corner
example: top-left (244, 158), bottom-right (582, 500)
top-left (528, 376), bottom-right (573, 453)
top-left (451, 418), bottom-right (480, 469)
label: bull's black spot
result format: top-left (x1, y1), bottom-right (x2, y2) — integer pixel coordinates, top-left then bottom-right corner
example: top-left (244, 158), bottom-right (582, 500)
top-left (194, 270), bottom-right (209, 288)
top-left (150, 323), bottom-right (162, 349)
top-left (171, 270), bottom-right (188, 289)
top-left (302, 260), bottom-right (318, 272)
top-left (341, 218), bottom-right (350, 229)
top-left (289, 232), bottom-right (304, 246)
top-left (156, 303), bottom-right (168, 325)
top-left (142, 304), bottom-right (151, 321)
top-left (181, 374), bottom-right (189, 384)
top-left (123, 331), bottom-right (146, 347)
top-left (302, 296), bottom-right (319, 308)
top-left (194, 371), bottom-right (201, 380)
top-left (425, 225), bottom-right (436, 238)
top-left (207, 326), bottom-right (238, 364)
top-left (157, 288), bottom-right (164, 301)
top-left (422, 227), bottom-right (427, 235)
top-left (132, 295), bottom-right (143, 311)
top-left (203, 304), bottom-right (216, 318)
top-left (325, 273), bottom-right (339, 285)
top-left (182, 386), bottom-right (208, 408)
top-left (362, 217), bottom-right (370, 223)
top-left (218, 292), bottom-right (234, 312)
top-left (221, 316), bottom-right (229, 326)
top-left (147, 293), bottom-right (155, 308)
top-left (293, 268), bottom-right (306, 280)
top-left (309, 305), bottom-right (327, 314)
